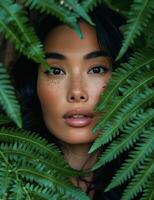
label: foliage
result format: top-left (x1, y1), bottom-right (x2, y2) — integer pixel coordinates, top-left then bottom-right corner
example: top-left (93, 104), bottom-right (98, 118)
top-left (0, 0), bottom-right (153, 200)
top-left (0, 63), bottom-right (22, 128)
top-left (0, 127), bottom-right (89, 200)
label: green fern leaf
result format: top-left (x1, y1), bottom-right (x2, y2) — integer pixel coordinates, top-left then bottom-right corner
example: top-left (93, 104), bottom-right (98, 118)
top-left (9, 181), bottom-right (25, 200)
top-left (65, 0), bottom-right (94, 25)
top-left (93, 108), bottom-right (154, 169)
top-left (96, 48), bottom-right (154, 112)
top-left (23, 0), bottom-right (84, 38)
top-left (0, 133), bottom-right (89, 199)
top-left (0, 0), bottom-right (46, 65)
top-left (141, 175), bottom-right (154, 200)
top-left (0, 127), bottom-right (86, 177)
top-left (104, 127), bottom-right (154, 192)
top-left (116, 0), bottom-right (154, 60)
top-left (144, 16), bottom-right (154, 48)
top-left (0, 162), bottom-right (13, 199)
top-left (0, 142), bottom-right (84, 177)
top-left (24, 183), bottom-right (68, 200)
top-left (0, 63), bottom-right (22, 128)
top-left (89, 49), bottom-right (154, 154)
top-left (81, 0), bottom-right (100, 11)
top-left (17, 167), bottom-right (89, 200)
top-left (90, 88), bottom-right (153, 153)
top-left (121, 156), bottom-right (154, 200)
top-left (94, 71), bottom-right (153, 133)
top-left (0, 127), bottom-right (62, 159)
top-left (0, 115), bottom-right (12, 125)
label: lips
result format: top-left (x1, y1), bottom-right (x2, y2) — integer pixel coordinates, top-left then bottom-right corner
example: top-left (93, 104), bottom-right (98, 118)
top-left (63, 109), bottom-right (94, 128)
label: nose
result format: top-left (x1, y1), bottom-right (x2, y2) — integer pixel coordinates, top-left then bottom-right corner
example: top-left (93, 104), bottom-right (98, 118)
top-left (67, 79), bottom-right (88, 103)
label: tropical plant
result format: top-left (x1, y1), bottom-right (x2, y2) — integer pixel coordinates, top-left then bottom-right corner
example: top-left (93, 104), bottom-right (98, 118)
top-left (0, 0), bottom-right (153, 200)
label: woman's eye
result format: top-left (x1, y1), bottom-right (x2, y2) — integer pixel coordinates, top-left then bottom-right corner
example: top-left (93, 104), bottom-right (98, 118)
top-left (88, 66), bottom-right (109, 74)
top-left (45, 67), bottom-right (65, 75)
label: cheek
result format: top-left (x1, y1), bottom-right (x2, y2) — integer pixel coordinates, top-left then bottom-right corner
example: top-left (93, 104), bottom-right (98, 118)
top-left (88, 74), bottom-right (111, 102)
top-left (37, 78), bottom-right (64, 112)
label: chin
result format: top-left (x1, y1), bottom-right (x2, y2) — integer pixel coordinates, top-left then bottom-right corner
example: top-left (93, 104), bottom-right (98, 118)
top-left (59, 132), bottom-right (98, 145)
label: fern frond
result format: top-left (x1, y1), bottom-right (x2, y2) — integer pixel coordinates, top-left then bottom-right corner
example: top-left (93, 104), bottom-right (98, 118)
top-left (104, 127), bottom-right (154, 192)
top-left (116, 0), bottom-right (154, 60)
top-left (89, 48), bottom-right (154, 153)
top-left (93, 108), bottom-right (154, 169)
top-left (144, 16), bottom-right (154, 48)
top-left (23, 0), bottom-right (92, 39)
top-left (0, 128), bottom-right (89, 199)
top-left (64, 0), bottom-right (93, 25)
top-left (0, 0), bottom-right (46, 65)
top-left (96, 48), bottom-right (154, 112)
top-left (0, 162), bottom-right (13, 199)
top-left (0, 115), bottom-right (12, 125)
top-left (9, 180), bottom-right (25, 200)
top-left (0, 142), bottom-right (83, 177)
top-left (17, 167), bottom-right (89, 200)
top-left (24, 183), bottom-right (68, 200)
top-left (121, 156), bottom-right (154, 200)
top-left (0, 127), bottom-right (61, 159)
top-left (94, 71), bottom-right (153, 132)
top-left (141, 175), bottom-right (154, 200)
top-left (0, 63), bottom-right (22, 128)
top-left (90, 88), bottom-right (153, 153)
top-left (81, 0), bottom-right (100, 11)
top-left (0, 127), bottom-right (84, 177)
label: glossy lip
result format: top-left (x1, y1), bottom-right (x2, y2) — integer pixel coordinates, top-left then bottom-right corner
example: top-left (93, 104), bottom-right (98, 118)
top-left (63, 109), bottom-right (94, 128)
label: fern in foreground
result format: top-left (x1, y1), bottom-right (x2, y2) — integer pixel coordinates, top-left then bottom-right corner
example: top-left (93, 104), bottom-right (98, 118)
top-left (89, 46), bottom-right (154, 199)
top-left (116, 0), bottom-right (154, 60)
top-left (22, 0), bottom-right (93, 39)
top-left (0, 0), bottom-right (154, 199)
top-left (0, 0), bottom-right (47, 66)
top-left (0, 127), bottom-right (89, 200)
top-left (0, 63), bottom-right (22, 128)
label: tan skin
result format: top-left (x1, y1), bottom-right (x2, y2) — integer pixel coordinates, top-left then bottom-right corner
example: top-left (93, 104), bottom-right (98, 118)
top-left (37, 22), bottom-right (112, 197)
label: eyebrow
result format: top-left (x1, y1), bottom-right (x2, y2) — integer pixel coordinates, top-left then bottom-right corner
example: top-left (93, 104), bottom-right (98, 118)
top-left (84, 50), bottom-right (109, 59)
top-left (45, 50), bottom-right (109, 60)
top-left (45, 52), bottom-right (66, 60)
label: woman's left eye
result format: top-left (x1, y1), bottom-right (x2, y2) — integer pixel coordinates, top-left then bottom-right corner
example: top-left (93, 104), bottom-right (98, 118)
top-left (44, 67), bottom-right (65, 75)
top-left (88, 66), bottom-right (109, 74)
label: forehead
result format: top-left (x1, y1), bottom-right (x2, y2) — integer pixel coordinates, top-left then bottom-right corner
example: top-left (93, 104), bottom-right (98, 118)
top-left (43, 22), bottom-right (101, 53)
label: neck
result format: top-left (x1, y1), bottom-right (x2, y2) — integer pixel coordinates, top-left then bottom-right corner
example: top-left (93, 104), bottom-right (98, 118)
top-left (61, 143), bottom-right (98, 199)
top-left (61, 143), bottom-right (98, 171)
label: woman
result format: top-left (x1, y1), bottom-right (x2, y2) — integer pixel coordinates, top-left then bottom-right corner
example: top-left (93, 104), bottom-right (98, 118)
top-left (12, 5), bottom-right (126, 199)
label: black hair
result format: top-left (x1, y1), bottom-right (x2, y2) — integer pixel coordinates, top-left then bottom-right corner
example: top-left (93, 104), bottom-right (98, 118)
top-left (12, 4), bottom-right (127, 199)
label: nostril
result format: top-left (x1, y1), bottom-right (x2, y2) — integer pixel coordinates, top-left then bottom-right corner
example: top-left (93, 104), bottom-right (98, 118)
top-left (80, 96), bottom-right (85, 100)
top-left (70, 96), bottom-right (75, 100)
top-left (68, 93), bottom-right (88, 102)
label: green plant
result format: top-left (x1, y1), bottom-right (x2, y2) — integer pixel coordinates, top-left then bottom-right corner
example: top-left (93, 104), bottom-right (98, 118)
top-left (0, 0), bottom-right (153, 200)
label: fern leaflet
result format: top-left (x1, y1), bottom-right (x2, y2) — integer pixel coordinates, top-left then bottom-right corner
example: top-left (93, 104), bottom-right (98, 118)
top-left (0, 0), bottom-right (46, 65)
top-left (116, 0), bottom-right (154, 60)
top-left (104, 127), bottom-right (154, 192)
top-left (90, 88), bottom-right (153, 153)
top-left (121, 156), bottom-right (154, 200)
top-left (93, 108), bottom-right (153, 169)
top-left (0, 63), bottom-right (22, 128)
top-left (23, 0), bottom-right (91, 39)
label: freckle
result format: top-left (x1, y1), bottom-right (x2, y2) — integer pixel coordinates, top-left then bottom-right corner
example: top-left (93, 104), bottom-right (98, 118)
top-left (48, 79), bottom-right (59, 84)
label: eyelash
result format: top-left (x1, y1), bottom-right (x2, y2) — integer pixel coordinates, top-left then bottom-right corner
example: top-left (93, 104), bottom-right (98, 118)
top-left (44, 67), bottom-right (65, 75)
top-left (44, 65), bottom-right (109, 76)
top-left (88, 65), bottom-right (109, 74)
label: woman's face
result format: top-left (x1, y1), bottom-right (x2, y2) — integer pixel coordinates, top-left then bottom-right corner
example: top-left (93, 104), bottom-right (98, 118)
top-left (37, 22), bottom-right (112, 144)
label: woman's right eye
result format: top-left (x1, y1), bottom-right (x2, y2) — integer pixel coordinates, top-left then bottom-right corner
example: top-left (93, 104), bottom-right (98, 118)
top-left (44, 67), bottom-right (65, 75)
